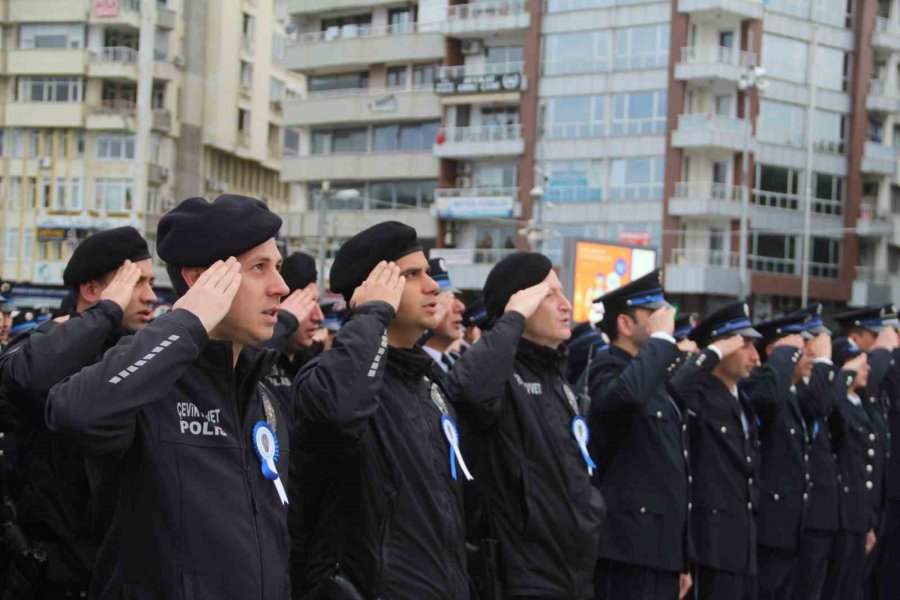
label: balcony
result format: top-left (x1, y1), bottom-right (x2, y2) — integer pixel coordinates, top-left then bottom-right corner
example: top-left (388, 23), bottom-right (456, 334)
top-left (669, 182), bottom-right (743, 218)
top-left (677, 0), bottom-right (763, 20)
top-left (435, 62), bottom-right (527, 96)
top-left (152, 108), bottom-right (172, 131)
top-left (88, 46), bottom-right (139, 79)
top-left (862, 141), bottom-right (895, 175)
top-left (9, 0), bottom-right (88, 22)
top-left (671, 114), bottom-right (752, 153)
top-left (856, 203), bottom-right (894, 237)
top-left (7, 48), bottom-right (86, 75)
top-left (283, 206), bottom-right (438, 240)
top-left (429, 248), bottom-right (517, 289)
top-left (665, 248), bottom-right (742, 295)
top-left (433, 124), bottom-right (524, 158)
top-left (445, 0), bottom-right (530, 38)
top-left (284, 23), bottom-right (444, 74)
top-left (287, 0), bottom-right (400, 16)
top-left (281, 151), bottom-right (438, 182)
top-left (284, 86), bottom-right (440, 126)
top-left (867, 79), bottom-right (900, 114)
top-left (5, 102), bottom-right (82, 127)
top-left (851, 266), bottom-right (900, 307)
top-left (85, 99), bottom-right (136, 130)
top-left (434, 187), bottom-right (518, 220)
top-left (674, 46), bottom-right (756, 84)
top-left (874, 17), bottom-right (900, 53)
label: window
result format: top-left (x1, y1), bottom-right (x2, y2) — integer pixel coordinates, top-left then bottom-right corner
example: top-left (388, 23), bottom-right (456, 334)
top-left (154, 27), bottom-right (169, 60)
top-left (55, 177), bottom-right (65, 210)
top-left (546, 0), bottom-right (615, 11)
top-left (152, 83), bottom-right (166, 109)
top-left (615, 25), bottom-right (669, 70)
top-left (22, 229), bottom-right (33, 261)
top-left (97, 134), bottom-right (136, 160)
top-left (474, 163), bottom-right (517, 188)
top-left (814, 110), bottom-right (846, 153)
top-left (413, 64), bottom-right (439, 87)
top-left (751, 234), bottom-right (797, 274)
top-left (96, 179), bottom-right (133, 212)
top-left (17, 77), bottom-right (82, 103)
top-left (370, 180), bottom-right (437, 209)
top-left (481, 107), bottom-right (519, 127)
top-left (39, 176), bottom-right (51, 209)
top-left (312, 127), bottom-right (367, 154)
top-left (387, 66), bottom-right (408, 89)
top-left (69, 178), bottom-right (82, 210)
top-left (19, 24), bottom-right (84, 49)
top-left (762, 34), bottom-right (808, 84)
top-left (322, 14), bottom-right (372, 39)
top-left (309, 72), bottom-right (368, 94)
top-left (544, 160), bottom-right (603, 202)
top-left (373, 121), bottom-right (439, 151)
top-left (612, 91), bottom-right (667, 135)
top-left (24, 177), bottom-right (36, 209)
top-left (240, 61), bottom-right (253, 88)
top-left (813, 173), bottom-right (843, 215)
top-left (388, 8), bottom-right (416, 32)
top-left (758, 100), bottom-right (805, 147)
top-left (810, 238), bottom-right (840, 278)
top-left (816, 46), bottom-right (848, 91)
top-left (486, 45), bottom-right (523, 67)
top-left (6, 228), bottom-right (19, 260)
top-left (545, 96), bottom-right (605, 138)
top-left (284, 128), bottom-right (300, 156)
top-left (609, 156), bottom-right (664, 200)
top-left (543, 31), bottom-right (610, 75)
top-left (754, 163), bottom-right (800, 210)
top-left (238, 109), bottom-right (250, 133)
top-left (8, 178), bottom-right (20, 210)
top-left (242, 12), bottom-right (255, 43)
top-left (271, 34), bottom-right (286, 63)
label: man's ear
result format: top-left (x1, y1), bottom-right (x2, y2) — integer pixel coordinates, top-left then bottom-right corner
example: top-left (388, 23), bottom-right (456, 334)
top-left (78, 280), bottom-right (102, 304)
top-left (617, 313), bottom-right (632, 338)
top-left (181, 266), bottom-right (206, 289)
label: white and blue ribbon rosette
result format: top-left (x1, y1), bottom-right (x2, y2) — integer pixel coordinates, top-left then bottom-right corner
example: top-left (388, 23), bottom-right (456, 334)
top-left (571, 416), bottom-right (597, 475)
top-left (441, 415), bottom-right (473, 482)
top-left (253, 421), bottom-right (289, 505)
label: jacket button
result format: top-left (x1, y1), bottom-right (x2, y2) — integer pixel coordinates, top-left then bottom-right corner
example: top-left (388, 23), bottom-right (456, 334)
top-left (747, 456), bottom-right (752, 463)
top-left (682, 425), bottom-right (687, 432)
top-left (721, 426), bottom-right (727, 434)
top-left (869, 449), bottom-right (876, 457)
top-left (749, 477), bottom-right (754, 485)
top-left (790, 428), bottom-right (796, 435)
top-left (838, 474), bottom-right (843, 481)
top-left (867, 481), bottom-right (874, 490)
top-left (640, 507), bottom-right (647, 514)
top-left (803, 493), bottom-right (809, 500)
top-left (867, 465), bottom-right (873, 472)
top-left (844, 486), bottom-right (850, 493)
top-left (688, 502), bottom-right (692, 510)
top-left (870, 434), bottom-right (876, 442)
top-left (806, 473), bottom-right (811, 480)
top-left (748, 502), bottom-right (753, 510)
top-left (804, 454), bottom-right (809, 462)
top-left (657, 411), bottom-right (663, 419)
top-left (684, 450), bottom-right (689, 458)
top-left (774, 493), bottom-right (780, 501)
top-left (688, 476), bottom-right (693, 484)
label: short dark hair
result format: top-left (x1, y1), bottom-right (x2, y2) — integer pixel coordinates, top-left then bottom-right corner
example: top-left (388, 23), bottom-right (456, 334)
top-left (166, 263), bottom-right (190, 297)
top-left (605, 307), bottom-right (640, 342)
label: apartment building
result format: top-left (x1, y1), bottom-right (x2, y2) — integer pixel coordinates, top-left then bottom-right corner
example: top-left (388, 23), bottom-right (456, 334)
top-left (282, 0), bottom-right (900, 308)
top-left (0, 0), bottom-right (300, 297)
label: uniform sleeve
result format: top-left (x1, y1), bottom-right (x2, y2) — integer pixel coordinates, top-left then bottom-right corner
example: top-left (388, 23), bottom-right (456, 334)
top-left (45, 309), bottom-right (209, 457)
top-left (587, 337), bottom-right (681, 415)
top-left (0, 300), bottom-right (123, 417)
top-left (797, 362), bottom-right (835, 425)
top-left (259, 310), bottom-right (298, 353)
top-left (865, 348), bottom-right (893, 400)
top-left (445, 311), bottom-right (525, 430)
top-left (743, 346), bottom-right (799, 426)
top-left (670, 348), bottom-right (720, 398)
top-left (293, 301), bottom-right (394, 445)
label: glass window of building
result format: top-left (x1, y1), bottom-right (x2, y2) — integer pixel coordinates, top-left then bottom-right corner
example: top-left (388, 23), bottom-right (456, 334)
top-left (19, 24), bottom-right (84, 49)
top-left (815, 46), bottom-right (848, 91)
top-left (612, 91), bottom-right (667, 135)
top-left (543, 31), bottom-right (610, 75)
top-left (761, 34), bottom-right (808, 84)
top-left (758, 99), bottom-right (805, 147)
top-left (610, 156), bottom-right (664, 200)
top-left (615, 25), bottom-right (669, 70)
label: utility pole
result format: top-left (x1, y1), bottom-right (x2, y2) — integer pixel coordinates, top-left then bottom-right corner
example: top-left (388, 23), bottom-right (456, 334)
top-left (801, 26), bottom-right (818, 306)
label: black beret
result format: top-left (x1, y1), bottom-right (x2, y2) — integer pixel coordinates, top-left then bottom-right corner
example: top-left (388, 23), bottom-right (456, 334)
top-left (280, 252), bottom-right (317, 293)
top-left (483, 252), bottom-right (553, 328)
top-left (329, 221), bottom-right (422, 302)
top-left (462, 296), bottom-right (488, 329)
top-left (157, 194), bottom-right (282, 266)
top-left (63, 226), bottom-right (151, 286)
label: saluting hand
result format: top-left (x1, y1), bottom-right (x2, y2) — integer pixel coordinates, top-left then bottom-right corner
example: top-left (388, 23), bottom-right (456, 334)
top-left (173, 258), bottom-right (242, 333)
top-left (711, 334), bottom-right (745, 358)
top-left (873, 326), bottom-right (900, 352)
top-left (648, 306), bottom-right (676, 337)
top-left (100, 260), bottom-right (142, 312)
top-left (349, 261), bottom-right (405, 313)
top-left (280, 284), bottom-right (318, 325)
top-left (505, 281), bottom-right (551, 320)
top-left (677, 338), bottom-right (699, 354)
top-left (808, 332), bottom-right (832, 360)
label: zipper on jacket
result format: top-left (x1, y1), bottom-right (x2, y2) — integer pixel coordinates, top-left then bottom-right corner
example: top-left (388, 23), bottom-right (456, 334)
top-left (245, 464), bottom-right (259, 515)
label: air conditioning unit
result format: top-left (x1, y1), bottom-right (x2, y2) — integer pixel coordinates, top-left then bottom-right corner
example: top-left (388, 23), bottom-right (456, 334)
top-left (455, 176), bottom-right (472, 188)
top-left (173, 55), bottom-right (187, 68)
top-left (461, 39), bottom-right (483, 55)
top-left (37, 157), bottom-right (52, 169)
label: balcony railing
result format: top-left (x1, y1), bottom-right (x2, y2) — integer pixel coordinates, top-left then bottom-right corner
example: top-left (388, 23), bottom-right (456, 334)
top-left (306, 84), bottom-right (433, 99)
top-left (541, 59), bottom-right (610, 76)
top-left (542, 186), bottom-right (603, 202)
top-left (670, 248), bottom-right (741, 268)
top-left (865, 140), bottom-right (896, 161)
top-left (872, 78), bottom-right (887, 96)
top-left (876, 16), bottom-right (892, 33)
top-left (542, 122), bottom-right (605, 139)
top-left (448, 0), bottom-right (527, 20)
top-left (544, 0), bottom-right (662, 11)
top-left (677, 113), bottom-right (750, 134)
top-left (90, 46), bottom-right (139, 64)
top-left (753, 189), bottom-right (799, 211)
top-left (438, 61), bottom-right (524, 78)
top-left (674, 181), bottom-right (742, 201)
top-left (750, 254), bottom-right (797, 275)
top-left (856, 265), bottom-right (893, 284)
top-left (292, 22), bottom-right (440, 44)
top-left (442, 124), bottom-right (522, 143)
top-left (680, 45), bottom-right (756, 67)
top-left (435, 186), bottom-right (518, 199)
top-left (95, 99), bottom-right (137, 114)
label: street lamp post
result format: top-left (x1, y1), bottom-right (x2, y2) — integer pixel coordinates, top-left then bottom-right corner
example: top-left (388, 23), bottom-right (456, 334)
top-left (315, 182), bottom-right (359, 293)
top-left (737, 65), bottom-right (768, 301)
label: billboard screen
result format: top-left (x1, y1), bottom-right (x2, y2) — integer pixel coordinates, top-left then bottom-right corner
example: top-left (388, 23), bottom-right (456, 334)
top-left (567, 239), bottom-right (657, 323)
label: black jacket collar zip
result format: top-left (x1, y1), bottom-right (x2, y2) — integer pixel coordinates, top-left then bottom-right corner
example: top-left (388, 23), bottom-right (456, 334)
top-left (517, 338), bottom-right (566, 376)
top-left (386, 345), bottom-right (434, 384)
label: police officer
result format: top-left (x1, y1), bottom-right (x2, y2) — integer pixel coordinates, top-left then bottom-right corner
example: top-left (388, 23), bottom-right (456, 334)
top-left (744, 313), bottom-right (818, 599)
top-left (821, 341), bottom-right (880, 600)
top-left (835, 307), bottom-right (898, 597)
top-left (0, 226), bottom-right (156, 599)
top-left (461, 296), bottom-right (487, 349)
top-left (421, 258), bottom-right (465, 377)
top-left (293, 221), bottom-right (468, 600)
top-left (581, 269), bottom-right (690, 600)
top-left (565, 321), bottom-right (605, 386)
top-left (788, 304), bottom-right (842, 600)
top-left (872, 305), bottom-right (900, 600)
top-left (446, 252), bottom-right (604, 600)
top-left (46, 195), bottom-right (294, 599)
top-left (670, 302), bottom-right (762, 600)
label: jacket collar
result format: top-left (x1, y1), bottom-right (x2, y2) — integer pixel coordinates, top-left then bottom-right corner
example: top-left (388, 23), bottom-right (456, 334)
top-left (196, 340), bottom-right (277, 389)
top-left (517, 338), bottom-right (565, 375)
top-left (386, 345), bottom-right (434, 383)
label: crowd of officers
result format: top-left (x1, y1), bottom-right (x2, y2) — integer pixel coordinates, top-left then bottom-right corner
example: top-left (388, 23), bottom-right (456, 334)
top-left (0, 193), bottom-right (896, 600)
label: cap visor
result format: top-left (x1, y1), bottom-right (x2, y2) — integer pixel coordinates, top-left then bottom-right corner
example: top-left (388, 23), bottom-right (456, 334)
top-left (883, 318), bottom-right (900, 330)
top-left (865, 325), bottom-right (885, 334)
top-left (809, 325), bottom-right (833, 336)
top-left (800, 331), bottom-right (814, 341)
top-left (735, 326), bottom-right (763, 339)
